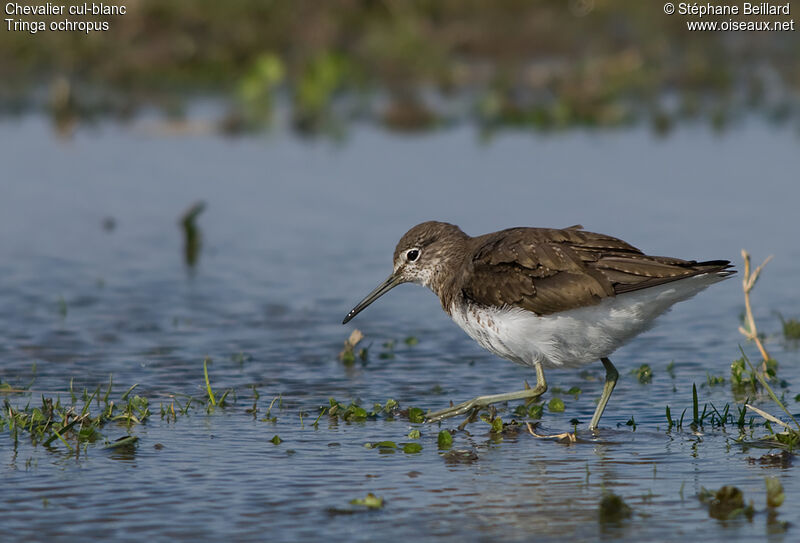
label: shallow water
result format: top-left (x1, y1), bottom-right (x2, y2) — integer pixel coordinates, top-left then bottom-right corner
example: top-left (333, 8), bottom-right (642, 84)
top-left (1, 115), bottom-right (799, 542)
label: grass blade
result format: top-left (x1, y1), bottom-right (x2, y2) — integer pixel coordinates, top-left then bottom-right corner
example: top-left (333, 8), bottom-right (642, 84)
top-left (203, 358), bottom-right (216, 406)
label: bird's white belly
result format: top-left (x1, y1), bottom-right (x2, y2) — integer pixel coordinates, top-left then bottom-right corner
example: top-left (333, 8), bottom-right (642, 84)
top-left (449, 273), bottom-right (727, 369)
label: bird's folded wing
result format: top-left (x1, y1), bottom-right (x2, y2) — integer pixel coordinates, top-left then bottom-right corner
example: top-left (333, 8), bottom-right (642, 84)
top-left (462, 227), bottom-right (730, 315)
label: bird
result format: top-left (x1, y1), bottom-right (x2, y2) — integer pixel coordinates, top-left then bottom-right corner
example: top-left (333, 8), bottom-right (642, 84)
top-left (342, 221), bottom-right (734, 431)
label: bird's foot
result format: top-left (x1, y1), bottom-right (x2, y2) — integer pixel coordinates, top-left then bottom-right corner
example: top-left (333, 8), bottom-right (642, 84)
top-left (425, 398), bottom-right (485, 424)
top-left (425, 385), bottom-right (546, 427)
top-left (526, 422), bottom-right (577, 443)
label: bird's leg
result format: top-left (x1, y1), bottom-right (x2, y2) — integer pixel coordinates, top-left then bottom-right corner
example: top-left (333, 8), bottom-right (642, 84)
top-left (589, 357), bottom-right (618, 432)
top-left (426, 362), bottom-right (547, 425)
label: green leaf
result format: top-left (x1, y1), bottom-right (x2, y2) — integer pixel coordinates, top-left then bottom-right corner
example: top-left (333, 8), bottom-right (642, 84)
top-left (632, 364), bottom-right (652, 384)
top-left (402, 442), bottom-right (422, 454)
top-left (350, 493), bottom-right (384, 508)
top-left (548, 398), bottom-right (565, 412)
top-left (490, 417), bottom-right (503, 433)
top-left (270, 435), bottom-right (282, 445)
top-left (766, 477), bottom-right (785, 508)
top-left (528, 404), bottom-right (544, 419)
top-left (408, 407), bottom-right (425, 423)
top-left (203, 358), bottom-right (216, 406)
top-left (437, 430), bottom-right (453, 449)
top-left (407, 429), bottom-right (421, 439)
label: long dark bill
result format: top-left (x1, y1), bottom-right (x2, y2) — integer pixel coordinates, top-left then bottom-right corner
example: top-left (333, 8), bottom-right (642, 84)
top-left (342, 274), bottom-right (403, 324)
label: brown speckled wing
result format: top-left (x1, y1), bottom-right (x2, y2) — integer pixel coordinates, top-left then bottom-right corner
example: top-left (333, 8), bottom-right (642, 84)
top-left (460, 227), bottom-right (732, 315)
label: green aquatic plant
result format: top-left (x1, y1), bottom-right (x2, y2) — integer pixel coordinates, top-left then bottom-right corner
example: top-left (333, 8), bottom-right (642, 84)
top-left (407, 407), bottom-right (425, 423)
top-left (327, 398), bottom-right (367, 422)
top-left (548, 398), bottom-right (565, 413)
top-left (1, 379), bottom-right (150, 453)
top-left (437, 430), bottom-right (453, 449)
top-left (202, 358), bottom-right (231, 412)
top-left (338, 329), bottom-right (364, 366)
top-left (698, 485), bottom-right (754, 521)
top-left (598, 492), bottom-right (632, 523)
top-left (180, 201), bottom-right (205, 269)
top-left (349, 493), bottom-right (384, 509)
top-left (765, 477), bottom-right (785, 508)
top-left (778, 314), bottom-right (800, 340)
top-left (632, 364), bottom-right (652, 384)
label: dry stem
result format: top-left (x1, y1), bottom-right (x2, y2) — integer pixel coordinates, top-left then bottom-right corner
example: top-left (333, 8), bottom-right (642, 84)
top-left (738, 249), bottom-right (773, 373)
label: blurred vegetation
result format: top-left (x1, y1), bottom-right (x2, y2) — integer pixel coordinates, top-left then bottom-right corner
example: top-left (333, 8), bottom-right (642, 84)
top-left (1, 0), bottom-right (798, 134)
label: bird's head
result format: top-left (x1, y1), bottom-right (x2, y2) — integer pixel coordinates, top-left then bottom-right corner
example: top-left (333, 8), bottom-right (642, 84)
top-left (342, 221), bottom-right (467, 324)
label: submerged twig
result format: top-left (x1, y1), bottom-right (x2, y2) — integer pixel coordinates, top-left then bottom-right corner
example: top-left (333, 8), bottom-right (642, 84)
top-left (738, 250), bottom-right (773, 373)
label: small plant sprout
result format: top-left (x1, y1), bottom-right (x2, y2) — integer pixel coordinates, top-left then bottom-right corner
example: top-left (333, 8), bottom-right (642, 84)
top-left (203, 358), bottom-right (216, 406)
top-left (632, 364), bottom-right (652, 384)
top-left (338, 329), bottom-right (364, 366)
top-left (777, 313), bottom-right (800, 340)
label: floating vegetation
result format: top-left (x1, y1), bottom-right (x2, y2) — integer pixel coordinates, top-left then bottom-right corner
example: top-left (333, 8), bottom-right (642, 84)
top-left (765, 477), bottom-right (785, 508)
top-left (407, 407), bottom-right (425, 423)
top-left (747, 450), bottom-right (793, 468)
top-left (442, 449), bottom-right (479, 464)
top-left (270, 435), bottom-right (282, 445)
top-left (699, 485), bottom-right (754, 521)
top-left (327, 398), bottom-right (367, 422)
top-left (378, 340), bottom-right (396, 360)
top-left (349, 493), bottom-right (384, 509)
top-left (364, 441), bottom-right (397, 450)
top-left (549, 386), bottom-right (582, 399)
top-left (338, 329), bottom-right (365, 366)
top-left (437, 430), bottom-right (453, 450)
top-left (705, 372), bottom-right (725, 387)
top-left (632, 364), bottom-right (653, 384)
top-left (548, 398), bottom-right (565, 413)
top-left (403, 336), bottom-right (419, 346)
top-left (598, 492), bottom-right (632, 523)
top-left (363, 440), bottom-right (422, 454)
top-left (778, 314), bottom-right (800, 341)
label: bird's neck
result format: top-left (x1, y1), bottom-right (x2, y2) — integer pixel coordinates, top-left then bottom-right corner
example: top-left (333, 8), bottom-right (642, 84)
top-left (427, 238), bottom-right (470, 315)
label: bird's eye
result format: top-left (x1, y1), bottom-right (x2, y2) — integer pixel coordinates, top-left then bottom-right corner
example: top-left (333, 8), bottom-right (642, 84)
top-left (406, 249), bottom-right (419, 262)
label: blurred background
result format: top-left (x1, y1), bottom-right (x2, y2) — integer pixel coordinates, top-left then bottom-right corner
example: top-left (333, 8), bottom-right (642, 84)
top-left (2, 0), bottom-right (798, 135)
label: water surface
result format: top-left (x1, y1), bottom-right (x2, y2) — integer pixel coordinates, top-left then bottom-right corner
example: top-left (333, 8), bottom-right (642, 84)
top-left (1, 116), bottom-right (799, 542)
